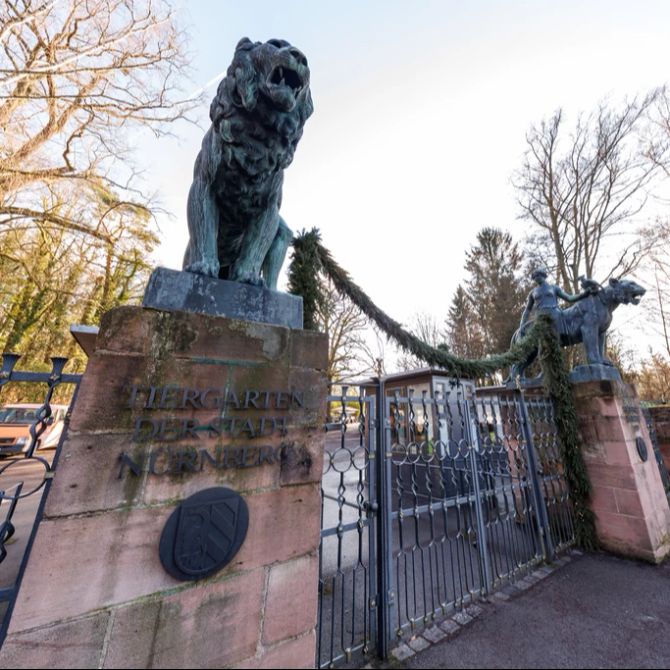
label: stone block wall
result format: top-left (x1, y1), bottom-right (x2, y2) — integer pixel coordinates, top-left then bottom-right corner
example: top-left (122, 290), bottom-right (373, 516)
top-left (0, 306), bottom-right (328, 669)
top-left (573, 380), bottom-right (670, 563)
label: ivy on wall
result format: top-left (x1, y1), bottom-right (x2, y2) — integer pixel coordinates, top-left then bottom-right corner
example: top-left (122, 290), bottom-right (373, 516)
top-left (289, 228), bottom-right (597, 551)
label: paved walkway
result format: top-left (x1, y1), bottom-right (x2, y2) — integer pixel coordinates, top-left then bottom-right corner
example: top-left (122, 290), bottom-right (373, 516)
top-left (384, 552), bottom-right (670, 669)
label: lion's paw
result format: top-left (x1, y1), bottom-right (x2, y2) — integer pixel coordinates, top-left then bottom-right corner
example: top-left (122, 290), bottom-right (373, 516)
top-left (184, 259), bottom-right (220, 278)
top-left (231, 270), bottom-right (266, 287)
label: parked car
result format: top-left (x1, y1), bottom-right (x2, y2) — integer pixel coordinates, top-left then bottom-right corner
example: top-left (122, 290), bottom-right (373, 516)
top-left (0, 404), bottom-right (68, 457)
top-left (328, 406), bottom-right (360, 424)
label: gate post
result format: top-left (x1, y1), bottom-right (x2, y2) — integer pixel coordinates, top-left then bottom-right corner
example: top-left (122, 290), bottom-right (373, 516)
top-left (0, 305), bottom-right (328, 669)
top-left (572, 379), bottom-right (670, 562)
top-left (516, 389), bottom-right (555, 561)
top-left (463, 397), bottom-right (494, 593)
top-left (375, 379), bottom-right (394, 658)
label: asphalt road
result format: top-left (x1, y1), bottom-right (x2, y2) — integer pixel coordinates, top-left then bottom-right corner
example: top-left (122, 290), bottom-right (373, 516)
top-left (401, 552), bottom-right (670, 669)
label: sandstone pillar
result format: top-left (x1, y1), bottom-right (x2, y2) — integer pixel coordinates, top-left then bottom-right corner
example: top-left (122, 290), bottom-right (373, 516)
top-left (0, 305), bottom-right (327, 669)
top-left (573, 379), bottom-right (670, 563)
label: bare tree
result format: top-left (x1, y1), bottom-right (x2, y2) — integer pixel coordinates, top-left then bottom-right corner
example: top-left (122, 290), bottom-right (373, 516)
top-left (639, 219), bottom-right (670, 359)
top-left (0, 0), bottom-right (192, 362)
top-left (651, 263), bottom-right (670, 360)
top-left (0, 208), bottom-right (156, 366)
top-left (395, 312), bottom-right (447, 372)
top-left (315, 277), bottom-right (372, 383)
top-left (603, 329), bottom-right (638, 383)
top-left (354, 328), bottom-right (387, 378)
top-left (648, 86), bottom-right (670, 181)
top-left (0, 0), bottom-right (194, 243)
top-left (636, 353), bottom-right (670, 403)
top-left (513, 91), bottom-right (669, 292)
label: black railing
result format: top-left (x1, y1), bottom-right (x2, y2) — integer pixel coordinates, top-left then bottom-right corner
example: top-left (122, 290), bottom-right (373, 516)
top-left (642, 407), bottom-right (670, 504)
top-left (0, 353), bottom-right (81, 647)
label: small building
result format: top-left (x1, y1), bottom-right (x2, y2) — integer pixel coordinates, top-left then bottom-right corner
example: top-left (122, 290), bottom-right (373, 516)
top-left (347, 368), bottom-right (477, 456)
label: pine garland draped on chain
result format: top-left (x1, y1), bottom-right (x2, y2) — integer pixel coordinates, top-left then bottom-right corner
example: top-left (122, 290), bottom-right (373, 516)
top-left (289, 228), bottom-right (596, 550)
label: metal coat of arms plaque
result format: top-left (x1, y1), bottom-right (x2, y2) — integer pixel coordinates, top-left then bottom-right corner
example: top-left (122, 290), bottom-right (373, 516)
top-left (159, 487), bottom-right (249, 581)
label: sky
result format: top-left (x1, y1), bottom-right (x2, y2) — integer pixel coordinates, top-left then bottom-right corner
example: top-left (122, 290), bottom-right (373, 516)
top-left (138, 0), bottom-right (670, 361)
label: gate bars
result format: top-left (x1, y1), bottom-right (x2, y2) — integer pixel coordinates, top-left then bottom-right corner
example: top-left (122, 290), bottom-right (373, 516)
top-left (0, 354), bottom-right (81, 647)
top-left (318, 387), bottom-right (378, 668)
top-left (317, 380), bottom-right (576, 668)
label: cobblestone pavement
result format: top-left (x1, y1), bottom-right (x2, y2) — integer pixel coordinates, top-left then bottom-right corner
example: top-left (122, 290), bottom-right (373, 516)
top-left (371, 551), bottom-right (670, 669)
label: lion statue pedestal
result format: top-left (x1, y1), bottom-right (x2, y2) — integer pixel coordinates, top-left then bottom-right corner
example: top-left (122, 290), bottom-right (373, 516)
top-left (142, 266), bottom-right (303, 329)
top-left (570, 363), bottom-right (622, 383)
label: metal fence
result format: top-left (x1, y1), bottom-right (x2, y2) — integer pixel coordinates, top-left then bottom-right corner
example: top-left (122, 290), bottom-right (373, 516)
top-left (0, 354), bottom-right (81, 646)
top-left (642, 407), bottom-right (670, 504)
top-left (317, 379), bottom-right (576, 668)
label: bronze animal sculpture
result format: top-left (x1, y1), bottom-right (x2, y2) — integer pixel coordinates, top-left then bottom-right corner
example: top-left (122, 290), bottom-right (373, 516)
top-left (510, 277), bottom-right (645, 378)
top-left (183, 38), bottom-right (313, 288)
top-left (518, 268), bottom-right (595, 335)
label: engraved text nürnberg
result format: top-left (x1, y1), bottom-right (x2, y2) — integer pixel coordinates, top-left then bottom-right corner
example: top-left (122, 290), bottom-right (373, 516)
top-left (117, 384), bottom-right (306, 479)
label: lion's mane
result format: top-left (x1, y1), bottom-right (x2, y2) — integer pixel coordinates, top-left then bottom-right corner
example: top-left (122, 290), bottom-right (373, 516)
top-left (184, 38), bottom-right (313, 286)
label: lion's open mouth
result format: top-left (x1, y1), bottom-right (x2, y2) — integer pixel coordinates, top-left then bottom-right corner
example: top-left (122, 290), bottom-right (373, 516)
top-left (269, 66), bottom-right (302, 92)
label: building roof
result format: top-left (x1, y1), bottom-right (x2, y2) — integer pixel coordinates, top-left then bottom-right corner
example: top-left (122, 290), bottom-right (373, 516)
top-left (345, 368), bottom-right (455, 387)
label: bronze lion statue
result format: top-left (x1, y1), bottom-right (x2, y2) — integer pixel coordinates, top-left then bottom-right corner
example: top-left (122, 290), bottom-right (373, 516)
top-left (183, 38), bottom-right (313, 288)
top-left (511, 278), bottom-right (645, 378)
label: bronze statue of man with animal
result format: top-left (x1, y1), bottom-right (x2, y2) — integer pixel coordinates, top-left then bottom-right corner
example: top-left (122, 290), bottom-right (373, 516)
top-left (510, 268), bottom-right (646, 380)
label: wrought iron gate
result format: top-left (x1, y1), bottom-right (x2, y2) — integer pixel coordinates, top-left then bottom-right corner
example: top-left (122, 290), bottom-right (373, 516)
top-left (642, 407), bottom-right (670, 505)
top-left (317, 378), bottom-right (576, 668)
top-left (0, 354), bottom-right (81, 646)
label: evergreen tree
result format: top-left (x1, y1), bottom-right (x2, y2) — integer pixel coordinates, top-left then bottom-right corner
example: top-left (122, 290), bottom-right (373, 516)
top-left (446, 285), bottom-right (485, 359)
top-left (446, 228), bottom-right (528, 358)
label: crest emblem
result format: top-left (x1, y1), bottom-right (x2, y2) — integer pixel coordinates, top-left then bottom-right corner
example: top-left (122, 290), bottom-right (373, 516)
top-left (159, 488), bottom-right (249, 581)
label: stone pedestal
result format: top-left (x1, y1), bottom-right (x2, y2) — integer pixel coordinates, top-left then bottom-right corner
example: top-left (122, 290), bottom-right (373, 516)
top-left (573, 380), bottom-right (670, 563)
top-left (569, 363), bottom-right (622, 383)
top-left (0, 306), bottom-right (327, 669)
top-left (143, 267), bottom-right (303, 329)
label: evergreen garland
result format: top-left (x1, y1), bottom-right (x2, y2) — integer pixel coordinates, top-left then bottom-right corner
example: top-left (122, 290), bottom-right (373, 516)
top-left (287, 229), bottom-right (323, 330)
top-left (536, 322), bottom-right (598, 550)
top-left (290, 228), bottom-right (597, 550)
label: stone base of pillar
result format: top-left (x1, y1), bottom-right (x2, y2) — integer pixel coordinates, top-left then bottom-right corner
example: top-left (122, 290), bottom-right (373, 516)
top-left (0, 305), bottom-right (327, 669)
top-left (573, 379), bottom-right (670, 563)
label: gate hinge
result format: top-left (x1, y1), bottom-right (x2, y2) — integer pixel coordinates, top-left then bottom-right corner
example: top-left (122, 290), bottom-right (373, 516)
top-left (387, 590), bottom-right (395, 605)
top-left (369, 596), bottom-right (377, 609)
